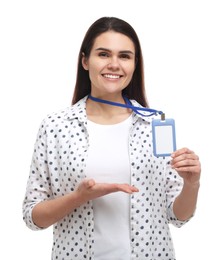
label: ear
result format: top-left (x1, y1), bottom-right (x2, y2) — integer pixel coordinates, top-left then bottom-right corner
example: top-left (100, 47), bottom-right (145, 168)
top-left (81, 52), bottom-right (89, 70)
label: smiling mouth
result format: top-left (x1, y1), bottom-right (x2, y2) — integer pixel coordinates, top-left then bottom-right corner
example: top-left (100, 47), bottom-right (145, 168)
top-left (102, 74), bottom-right (122, 79)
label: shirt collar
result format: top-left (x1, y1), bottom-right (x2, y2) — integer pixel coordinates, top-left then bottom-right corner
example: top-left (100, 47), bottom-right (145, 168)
top-left (129, 99), bottom-right (154, 124)
top-left (64, 96), bottom-right (88, 124)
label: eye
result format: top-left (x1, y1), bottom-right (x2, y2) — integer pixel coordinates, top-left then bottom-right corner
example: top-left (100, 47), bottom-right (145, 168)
top-left (98, 52), bottom-right (110, 58)
top-left (119, 53), bottom-right (131, 59)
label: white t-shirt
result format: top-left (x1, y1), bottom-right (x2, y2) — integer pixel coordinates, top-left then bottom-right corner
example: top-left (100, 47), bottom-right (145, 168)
top-left (85, 115), bottom-right (132, 260)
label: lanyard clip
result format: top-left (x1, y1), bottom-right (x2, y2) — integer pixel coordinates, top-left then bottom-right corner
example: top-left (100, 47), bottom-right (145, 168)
top-left (161, 113), bottom-right (165, 121)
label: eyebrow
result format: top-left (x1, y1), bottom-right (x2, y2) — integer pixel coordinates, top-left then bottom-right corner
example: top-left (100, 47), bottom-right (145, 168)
top-left (95, 47), bottom-right (134, 55)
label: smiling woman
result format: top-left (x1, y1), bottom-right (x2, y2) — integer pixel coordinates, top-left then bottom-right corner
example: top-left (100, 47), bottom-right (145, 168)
top-left (72, 17), bottom-right (147, 108)
top-left (22, 16), bottom-right (201, 260)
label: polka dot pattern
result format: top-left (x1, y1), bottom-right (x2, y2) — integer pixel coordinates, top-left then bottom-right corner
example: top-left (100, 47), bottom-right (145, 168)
top-left (23, 96), bottom-right (189, 259)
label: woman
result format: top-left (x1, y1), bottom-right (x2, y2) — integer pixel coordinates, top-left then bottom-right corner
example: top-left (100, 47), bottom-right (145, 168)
top-left (23, 17), bottom-right (201, 260)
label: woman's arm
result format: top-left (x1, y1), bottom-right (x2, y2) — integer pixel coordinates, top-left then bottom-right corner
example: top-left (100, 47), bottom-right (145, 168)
top-left (32, 179), bottom-right (138, 228)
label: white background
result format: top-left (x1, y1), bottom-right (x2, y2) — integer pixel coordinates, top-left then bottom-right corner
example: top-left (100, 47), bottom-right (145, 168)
top-left (0, 0), bottom-right (218, 259)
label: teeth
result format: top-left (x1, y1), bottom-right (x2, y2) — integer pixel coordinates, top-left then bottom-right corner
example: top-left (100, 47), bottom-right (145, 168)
top-left (104, 74), bottom-right (120, 79)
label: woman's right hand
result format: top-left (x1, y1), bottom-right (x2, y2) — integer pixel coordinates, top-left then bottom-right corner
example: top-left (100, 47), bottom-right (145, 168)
top-left (76, 178), bottom-right (139, 203)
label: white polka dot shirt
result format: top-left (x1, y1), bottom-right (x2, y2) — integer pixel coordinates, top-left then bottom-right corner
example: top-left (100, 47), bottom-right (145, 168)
top-left (23, 96), bottom-right (190, 260)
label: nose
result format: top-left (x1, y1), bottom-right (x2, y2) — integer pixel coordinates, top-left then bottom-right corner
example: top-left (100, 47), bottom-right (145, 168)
top-left (107, 56), bottom-right (120, 70)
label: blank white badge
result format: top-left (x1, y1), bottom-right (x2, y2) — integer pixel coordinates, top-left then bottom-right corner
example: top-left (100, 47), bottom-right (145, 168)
top-left (152, 118), bottom-right (176, 157)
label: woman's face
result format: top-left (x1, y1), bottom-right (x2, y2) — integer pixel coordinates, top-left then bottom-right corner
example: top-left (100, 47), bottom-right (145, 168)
top-left (82, 31), bottom-right (136, 98)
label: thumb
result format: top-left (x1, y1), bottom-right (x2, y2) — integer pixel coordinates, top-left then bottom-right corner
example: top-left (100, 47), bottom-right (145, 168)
top-left (84, 178), bottom-right (95, 189)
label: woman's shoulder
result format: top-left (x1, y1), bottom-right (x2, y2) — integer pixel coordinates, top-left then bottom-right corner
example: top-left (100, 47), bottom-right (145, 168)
top-left (42, 96), bottom-right (88, 125)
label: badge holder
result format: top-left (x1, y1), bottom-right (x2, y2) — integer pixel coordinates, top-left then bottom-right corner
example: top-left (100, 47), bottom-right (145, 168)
top-left (152, 113), bottom-right (176, 157)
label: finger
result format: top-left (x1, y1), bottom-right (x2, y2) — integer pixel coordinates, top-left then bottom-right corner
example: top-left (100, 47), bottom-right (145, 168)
top-left (171, 157), bottom-right (199, 169)
top-left (102, 183), bottom-right (137, 194)
top-left (115, 184), bottom-right (139, 193)
top-left (174, 165), bottom-right (200, 174)
top-left (129, 185), bottom-right (139, 192)
top-left (171, 147), bottom-right (193, 158)
top-left (171, 153), bottom-right (199, 166)
top-left (84, 179), bottom-right (95, 189)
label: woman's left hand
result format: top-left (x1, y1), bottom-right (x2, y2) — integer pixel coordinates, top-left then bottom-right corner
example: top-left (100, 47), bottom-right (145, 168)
top-left (171, 147), bottom-right (201, 185)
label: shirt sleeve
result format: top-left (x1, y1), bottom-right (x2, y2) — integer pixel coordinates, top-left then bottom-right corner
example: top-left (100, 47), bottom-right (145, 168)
top-left (165, 159), bottom-right (193, 227)
top-left (22, 118), bottom-right (52, 230)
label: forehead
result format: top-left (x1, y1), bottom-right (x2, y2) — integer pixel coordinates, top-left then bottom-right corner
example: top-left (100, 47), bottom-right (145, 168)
top-left (92, 31), bottom-right (135, 52)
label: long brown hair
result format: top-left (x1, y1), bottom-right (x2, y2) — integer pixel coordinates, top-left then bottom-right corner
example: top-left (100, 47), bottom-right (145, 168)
top-left (71, 17), bottom-right (149, 107)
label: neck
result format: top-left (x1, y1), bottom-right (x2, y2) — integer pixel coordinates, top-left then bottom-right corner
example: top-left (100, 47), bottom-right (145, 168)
top-left (86, 95), bottom-right (132, 124)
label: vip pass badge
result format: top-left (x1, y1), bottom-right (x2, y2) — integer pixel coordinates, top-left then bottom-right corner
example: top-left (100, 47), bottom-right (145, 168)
top-left (88, 95), bottom-right (176, 157)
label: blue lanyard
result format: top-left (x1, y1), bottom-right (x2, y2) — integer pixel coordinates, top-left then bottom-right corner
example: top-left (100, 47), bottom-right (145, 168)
top-left (88, 94), bottom-right (164, 117)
